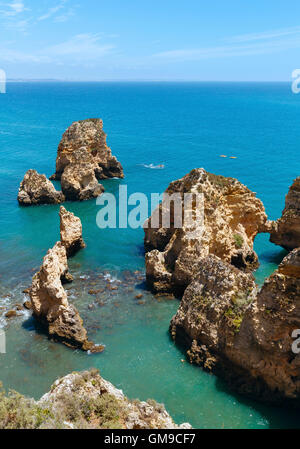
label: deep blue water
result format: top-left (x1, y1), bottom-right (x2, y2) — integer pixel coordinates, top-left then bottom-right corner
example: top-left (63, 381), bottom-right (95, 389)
top-left (0, 82), bottom-right (299, 428)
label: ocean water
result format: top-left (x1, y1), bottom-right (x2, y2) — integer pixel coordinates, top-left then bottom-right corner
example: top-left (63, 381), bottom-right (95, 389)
top-left (0, 81), bottom-right (299, 429)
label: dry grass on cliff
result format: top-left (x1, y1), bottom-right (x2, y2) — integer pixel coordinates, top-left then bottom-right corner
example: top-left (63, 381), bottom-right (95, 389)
top-left (0, 375), bottom-right (125, 429)
top-left (0, 370), bottom-right (171, 429)
top-left (0, 382), bottom-right (54, 429)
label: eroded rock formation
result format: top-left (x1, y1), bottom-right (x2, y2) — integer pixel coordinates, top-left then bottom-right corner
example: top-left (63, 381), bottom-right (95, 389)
top-left (59, 206), bottom-right (86, 257)
top-left (171, 249), bottom-right (300, 404)
top-left (61, 161), bottom-right (105, 201)
top-left (145, 168), bottom-right (270, 294)
top-left (270, 177), bottom-right (300, 250)
top-left (18, 170), bottom-right (64, 206)
top-left (51, 119), bottom-right (124, 181)
top-left (29, 242), bottom-right (94, 351)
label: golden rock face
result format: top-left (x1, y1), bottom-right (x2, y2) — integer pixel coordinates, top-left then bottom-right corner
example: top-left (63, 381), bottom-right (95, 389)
top-left (146, 168), bottom-right (300, 404)
top-left (52, 118), bottom-right (124, 181)
top-left (171, 248), bottom-right (300, 404)
top-left (270, 177), bottom-right (300, 250)
top-left (144, 168), bottom-right (270, 294)
top-left (29, 241), bottom-right (92, 351)
top-left (18, 169), bottom-right (64, 205)
top-left (59, 206), bottom-right (86, 257)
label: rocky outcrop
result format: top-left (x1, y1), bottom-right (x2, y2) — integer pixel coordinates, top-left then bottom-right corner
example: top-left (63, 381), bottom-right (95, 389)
top-left (270, 177), bottom-right (300, 250)
top-left (61, 161), bottom-right (105, 201)
top-left (59, 206), bottom-right (86, 257)
top-left (18, 170), bottom-right (64, 206)
top-left (0, 369), bottom-right (191, 429)
top-left (38, 370), bottom-right (191, 429)
top-left (170, 256), bottom-right (257, 371)
top-left (171, 249), bottom-right (300, 405)
top-left (51, 119), bottom-right (124, 181)
top-left (29, 242), bottom-right (94, 351)
top-left (145, 168), bottom-right (270, 294)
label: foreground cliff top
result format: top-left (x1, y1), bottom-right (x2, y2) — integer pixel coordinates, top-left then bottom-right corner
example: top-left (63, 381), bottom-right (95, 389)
top-left (0, 370), bottom-right (191, 430)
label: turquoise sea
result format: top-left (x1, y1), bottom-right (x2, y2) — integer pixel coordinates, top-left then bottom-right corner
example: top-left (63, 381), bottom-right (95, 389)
top-left (0, 82), bottom-right (299, 429)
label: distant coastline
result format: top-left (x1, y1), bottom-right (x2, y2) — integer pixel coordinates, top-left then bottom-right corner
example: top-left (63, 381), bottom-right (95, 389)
top-left (5, 79), bottom-right (292, 83)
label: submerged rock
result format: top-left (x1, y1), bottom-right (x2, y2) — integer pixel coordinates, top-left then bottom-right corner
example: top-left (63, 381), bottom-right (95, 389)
top-left (51, 119), bottom-right (124, 181)
top-left (145, 168), bottom-right (270, 294)
top-left (18, 170), bottom-right (64, 206)
top-left (23, 300), bottom-right (32, 310)
top-left (59, 206), bottom-right (86, 257)
top-left (270, 177), bottom-right (300, 250)
top-left (5, 310), bottom-right (18, 319)
top-left (171, 249), bottom-right (300, 405)
top-left (29, 242), bottom-right (93, 351)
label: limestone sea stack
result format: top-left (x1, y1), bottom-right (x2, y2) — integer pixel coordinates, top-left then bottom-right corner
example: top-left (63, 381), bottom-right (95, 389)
top-left (29, 242), bottom-right (94, 351)
top-left (61, 159), bottom-right (105, 201)
top-left (51, 118), bottom-right (124, 181)
top-left (144, 168), bottom-right (270, 294)
top-left (270, 177), bottom-right (300, 250)
top-left (171, 249), bottom-right (300, 405)
top-left (59, 206), bottom-right (86, 257)
top-left (18, 169), bottom-right (64, 206)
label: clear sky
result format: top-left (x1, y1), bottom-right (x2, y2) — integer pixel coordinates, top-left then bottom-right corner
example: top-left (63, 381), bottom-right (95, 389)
top-left (1, 0), bottom-right (300, 81)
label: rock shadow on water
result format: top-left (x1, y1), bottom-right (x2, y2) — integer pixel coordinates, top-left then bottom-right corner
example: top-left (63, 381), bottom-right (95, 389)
top-left (22, 315), bottom-right (49, 341)
top-left (22, 315), bottom-right (69, 350)
top-left (259, 247), bottom-right (288, 266)
top-left (136, 243), bottom-right (146, 257)
top-left (213, 376), bottom-right (300, 429)
top-left (170, 327), bottom-right (300, 429)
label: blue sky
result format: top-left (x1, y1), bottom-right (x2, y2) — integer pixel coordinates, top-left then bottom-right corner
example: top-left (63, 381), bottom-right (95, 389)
top-left (1, 0), bottom-right (300, 80)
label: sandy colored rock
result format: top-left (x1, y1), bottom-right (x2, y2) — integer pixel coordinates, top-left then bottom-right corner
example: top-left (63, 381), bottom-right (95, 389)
top-left (171, 249), bottom-right (300, 405)
top-left (61, 162), bottom-right (104, 201)
top-left (51, 119), bottom-right (124, 180)
top-left (18, 169), bottom-right (64, 206)
top-left (59, 206), bottom-right (86, 257)
top-left (29, 242), bottom-right (93, 350)
top-left (23, 300), bottom-right (32, 310)
top-left (270, 177), bottom-right (300, 250)
top-left (170, 255), bottom-right (257, 369)
top-left (145, 168), bottom-right (270, 294)
top-left (230, 247), bottom-right (300, 402)
top-left (5, 310), bottom-right (17, 319)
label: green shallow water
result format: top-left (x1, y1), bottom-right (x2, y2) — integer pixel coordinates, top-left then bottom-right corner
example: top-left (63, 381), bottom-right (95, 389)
top-left (0, 82), bottom-right (299, 428)
top-left (1, 262), bottom-right (298, 429)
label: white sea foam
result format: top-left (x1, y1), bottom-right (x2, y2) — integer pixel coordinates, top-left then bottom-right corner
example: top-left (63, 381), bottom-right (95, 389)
top-left (87, 343), bottom-right (106, 356)
top-left (103, 273), bottom-right (119, 283)
top-left (140, 163), bottom-right (165, 169)
top-left (0, 317), bottom-right (6, 329)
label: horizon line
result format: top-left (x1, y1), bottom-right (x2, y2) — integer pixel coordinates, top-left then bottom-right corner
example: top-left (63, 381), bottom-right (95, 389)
top-left (6, 78), bottom-right (292, 83)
